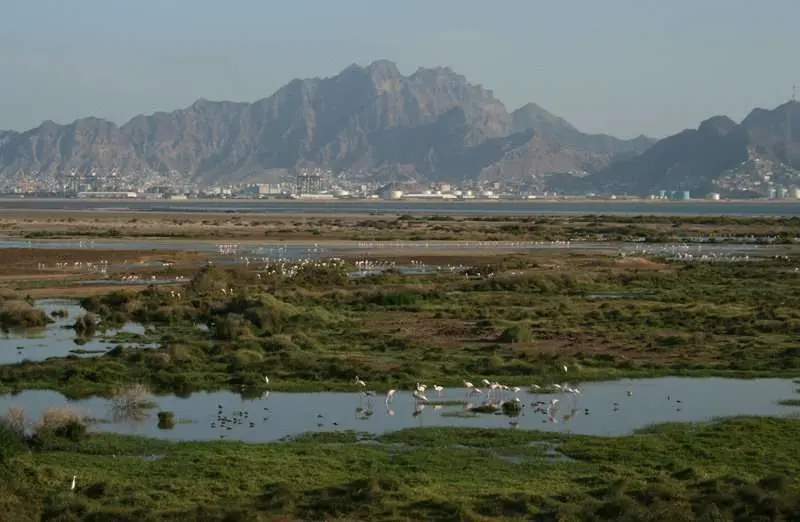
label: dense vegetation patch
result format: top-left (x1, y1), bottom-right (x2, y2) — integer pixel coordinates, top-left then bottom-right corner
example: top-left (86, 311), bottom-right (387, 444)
top-left (0, 415), bottom-right (798, 521)
top-left (1, 251), bottom-right (799, 396)
top-left (0, 291), bottom-right (52, 332)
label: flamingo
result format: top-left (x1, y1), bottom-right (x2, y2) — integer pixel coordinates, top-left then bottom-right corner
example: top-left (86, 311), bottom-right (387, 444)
top-left (463, 380), bottom-right (474, 397)
top-left (412, 390), bottom-right (429, 403)
top-left (354, 376), bottom-right (366, 387)
top-left (385, 389), bottom-right (397, 403)
top-left (433, 385), bottom-right (444, 396)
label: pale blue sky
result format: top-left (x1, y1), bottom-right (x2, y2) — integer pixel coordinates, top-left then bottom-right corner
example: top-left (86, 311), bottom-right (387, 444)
top-left (1, 0), bottom-right (797, 138)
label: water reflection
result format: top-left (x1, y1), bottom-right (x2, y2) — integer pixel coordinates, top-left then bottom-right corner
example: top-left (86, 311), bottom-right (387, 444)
top-left (1, 377), bottom-right (798, 441)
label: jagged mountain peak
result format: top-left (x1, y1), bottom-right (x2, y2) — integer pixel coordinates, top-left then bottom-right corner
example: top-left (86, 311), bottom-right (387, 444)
top-left (0, 60), bottom-right (664, 191)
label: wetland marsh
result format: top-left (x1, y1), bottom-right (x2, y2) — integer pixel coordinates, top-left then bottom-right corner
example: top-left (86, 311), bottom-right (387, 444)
top-left (0, 210), bottom-right (799, 520)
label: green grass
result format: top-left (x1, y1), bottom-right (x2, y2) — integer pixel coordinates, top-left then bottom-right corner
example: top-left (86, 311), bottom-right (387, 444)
top-left (1, 253), bottom-right (800, 396)
top-left (0, 416), bottom-right (798, 521)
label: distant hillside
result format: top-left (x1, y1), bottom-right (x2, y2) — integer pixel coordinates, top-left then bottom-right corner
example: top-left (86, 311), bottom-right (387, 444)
top-left (577, 102), bottom-right (800, 196)
top-left (511, 103), bottom-right (654, 155)
top-left (0, 60), bottom-right (654, 188)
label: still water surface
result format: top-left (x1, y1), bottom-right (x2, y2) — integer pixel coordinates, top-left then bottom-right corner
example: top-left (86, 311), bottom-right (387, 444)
top-left (1, 378), bottom-right (796, 441)
top-left (3, 198), bottom-right (800, 216)
top-left (0, 300), bottom-right (149, 364)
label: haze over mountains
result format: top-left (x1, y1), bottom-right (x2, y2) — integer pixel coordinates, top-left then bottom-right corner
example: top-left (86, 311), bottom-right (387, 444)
top-left (0, 59), bottom-right (798, 196)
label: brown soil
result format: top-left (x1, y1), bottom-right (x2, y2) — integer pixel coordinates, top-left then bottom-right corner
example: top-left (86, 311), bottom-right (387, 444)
top-left (0, 248), bottom-right (204, 275)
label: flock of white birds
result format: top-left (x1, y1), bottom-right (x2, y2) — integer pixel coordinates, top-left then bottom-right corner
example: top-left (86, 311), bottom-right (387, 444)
top-left (346, 365), bottom-right (585, 424)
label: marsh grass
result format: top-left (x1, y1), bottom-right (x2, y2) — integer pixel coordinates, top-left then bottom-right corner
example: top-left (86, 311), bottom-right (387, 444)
top-left (0, 298), bottom-right (51, 331)
top-left (109, 383), bottom-right (156, 421)
top-left (7, 213), bottom-right (800, 244)
top-left (0, 416), bottom-right (797, 520)
top-left (0, 237), bottom-right (799, 396)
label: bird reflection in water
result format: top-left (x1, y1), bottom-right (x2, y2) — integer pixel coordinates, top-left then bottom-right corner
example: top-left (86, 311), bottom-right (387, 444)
top-left (355, 405), bottom-right (374, 420)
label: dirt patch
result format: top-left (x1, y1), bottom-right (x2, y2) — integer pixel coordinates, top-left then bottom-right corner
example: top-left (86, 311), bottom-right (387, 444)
top-left (0, 248), bottom-right (203, 275)
top-left (615, 256), bottom-right (665, 268)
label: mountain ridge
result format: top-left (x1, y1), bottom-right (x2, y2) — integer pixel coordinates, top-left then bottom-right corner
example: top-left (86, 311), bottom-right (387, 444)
top-left (580, 102), bottom-right (800, 196)
top-left (0, 60), bottom-right (796, 196)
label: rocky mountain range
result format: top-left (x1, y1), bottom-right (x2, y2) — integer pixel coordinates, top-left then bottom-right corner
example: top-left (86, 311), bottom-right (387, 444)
top-left (1, 59), bottom-right (798, 195)
top-left (581, 103), bottom-right (800, 196)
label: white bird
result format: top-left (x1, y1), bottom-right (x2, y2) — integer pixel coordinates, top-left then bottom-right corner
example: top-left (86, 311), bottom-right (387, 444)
top-left (511, 386), bottom-right (521, 393)
top-left (71, 475), bottom-right (77, 491)
top-left (563, 365), bottom-right (568, 374)
top-left (463, 380), bottom-right (474, 389)
top-left (481, 378), bottom-right (491, 386)
top-left (264, 376), bottom-right (269, 385)
top-left (354, 376), bottom-right (366, 387)
top-left (386, 389), bottom-right (397, 403)
top-left (433, 385), bottom-right (444, 396)
top-left (412, 390), bottom-right (429, 402)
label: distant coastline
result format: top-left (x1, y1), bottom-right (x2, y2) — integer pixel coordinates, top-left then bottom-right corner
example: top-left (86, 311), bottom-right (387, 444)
top-left (0, 197), bottom-right (798, 218)
top-left (3, 196), bottom-right (799, 204)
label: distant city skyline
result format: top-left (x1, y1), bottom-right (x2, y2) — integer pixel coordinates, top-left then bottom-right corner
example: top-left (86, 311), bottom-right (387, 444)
top-left (1, 0), bottom-right (798, 139)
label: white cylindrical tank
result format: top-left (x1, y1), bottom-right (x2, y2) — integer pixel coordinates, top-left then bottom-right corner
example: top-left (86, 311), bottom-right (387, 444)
top-left (389, 190), bottom-right (403, 200)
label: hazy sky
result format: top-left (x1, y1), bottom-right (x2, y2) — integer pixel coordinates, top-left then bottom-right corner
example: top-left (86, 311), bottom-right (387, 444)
top-left (1, 0), bottom-right (798, 139)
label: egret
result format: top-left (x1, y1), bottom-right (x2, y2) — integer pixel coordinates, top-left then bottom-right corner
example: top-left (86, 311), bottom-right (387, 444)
top-left (264, 376), bottom-right (269, 385)
top-left (563, 365), bottom-right (568, 374)
top-left (71, 475), bottom-right (77, 491)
